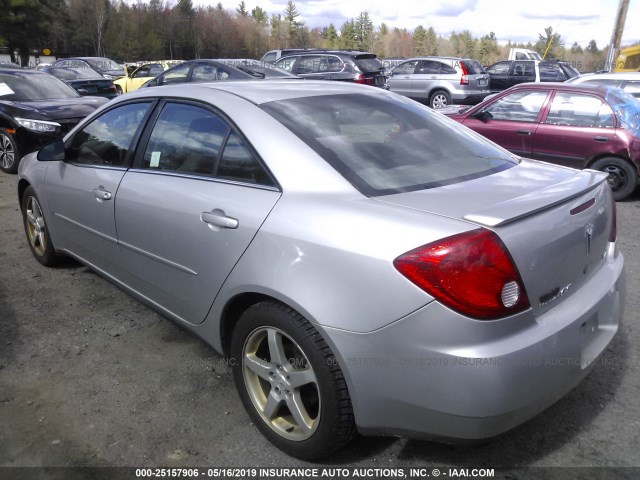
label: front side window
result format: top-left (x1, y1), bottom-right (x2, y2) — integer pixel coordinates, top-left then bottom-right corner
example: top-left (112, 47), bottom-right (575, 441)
top-left (485, 90), bottom-right (548, 122)
top-left (275, 57), bottom-right (298, 72)
top-left (487, 62), bottom-right (510, 75)
top-left (393, 61), bottom-right (418, 75)
top-left (261, 93), bottom-right (516, 196)
top-left (68, 102), bottom-right (152, 166)
top-left (161, 63), bottom-right (191, 85)
top-left (545, 92), bottom-right (614, 128)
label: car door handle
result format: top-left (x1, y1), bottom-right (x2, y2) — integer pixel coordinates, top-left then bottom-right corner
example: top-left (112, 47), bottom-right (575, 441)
top-left (201, 210), bottom-right (238, 229)
top-left (517, 130), bottom-right (532, 136)
top-left (93, 188), bottom-right (112, 200)
top-left (594, 136), bottom-right (609, 142)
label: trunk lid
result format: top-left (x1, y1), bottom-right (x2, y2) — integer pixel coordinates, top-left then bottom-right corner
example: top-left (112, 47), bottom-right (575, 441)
top-left (376, 160), bottom-right (613, 316)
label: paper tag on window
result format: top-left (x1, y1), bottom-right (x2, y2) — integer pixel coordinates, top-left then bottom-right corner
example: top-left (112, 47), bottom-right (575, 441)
top-left (0, 83), bottom-right (15, 96)
top-left (150, 151), bottom-right (161, 167)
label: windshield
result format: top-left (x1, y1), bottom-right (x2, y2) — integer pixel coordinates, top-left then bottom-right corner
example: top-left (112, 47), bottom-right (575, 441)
top-left (261, 93), bottom-right (516, 196)
top-left (607, 88), bottom-right (640, 134)
top-left (86, 58), bottom-right (123, 72)
top-left (0, 72), bottom-right (79, 101)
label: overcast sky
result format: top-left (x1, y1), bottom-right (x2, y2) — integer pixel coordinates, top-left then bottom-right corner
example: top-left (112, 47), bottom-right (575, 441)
top-left (202, 0), bottom-right (640, 48)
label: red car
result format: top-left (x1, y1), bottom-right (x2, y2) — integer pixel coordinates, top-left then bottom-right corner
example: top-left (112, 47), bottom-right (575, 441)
top-left (447, 82), bottom-right (640, 200)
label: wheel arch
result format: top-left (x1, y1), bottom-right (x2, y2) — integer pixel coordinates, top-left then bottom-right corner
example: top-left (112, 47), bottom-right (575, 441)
top-left (18, 178), bottom-right (31, 206)
top-left (219, 292), bottom-right (283, 356)
top-left (586, 154), bottom-right (640, 177)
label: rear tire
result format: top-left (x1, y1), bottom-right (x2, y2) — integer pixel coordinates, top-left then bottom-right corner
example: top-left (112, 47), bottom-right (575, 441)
top-left (0, 130), bottom-right (19, 174)
top-left (22, 186), bottom-right (60, 266)
top-left (231, 301), bottom-right (356, 460)
top-left (429, 90), bottom-right (451, 109)
top-left (591, 157), bottom-right (637, 201)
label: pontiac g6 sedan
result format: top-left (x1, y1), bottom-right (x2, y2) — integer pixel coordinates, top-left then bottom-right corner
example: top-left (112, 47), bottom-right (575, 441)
top-left (18, 81), bottom-right (625, 460)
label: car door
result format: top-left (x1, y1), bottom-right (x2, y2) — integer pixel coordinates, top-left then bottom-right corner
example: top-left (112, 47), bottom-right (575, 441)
top-left (533, 91), bottom-right (625, 168)
top-left (44, 101), bottom-right (154, 271)
top-left (411, 60), bottom-right (446, 100)
top-left (388, 60), bottom-right (419, 97)
top-left (114, 101), bottom-right (281, 325)
top-left (462, 89), bottom-right (549, 157)
top-left (293, 54), bottom-right (330, 79)
top-left (486, 61), bottom-right (511, 91)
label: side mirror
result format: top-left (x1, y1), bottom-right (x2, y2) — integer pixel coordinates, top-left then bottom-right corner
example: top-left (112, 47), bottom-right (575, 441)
top-left (470, 110), bottom-right (492, 122)
top-left (76, 88), bottom-right (89, 95)
top-left (37, 139), bottom-right (65, 162)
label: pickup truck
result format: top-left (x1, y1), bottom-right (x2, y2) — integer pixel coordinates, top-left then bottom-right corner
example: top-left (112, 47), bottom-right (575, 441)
top-left (486, 60), bottom-right (579, 92)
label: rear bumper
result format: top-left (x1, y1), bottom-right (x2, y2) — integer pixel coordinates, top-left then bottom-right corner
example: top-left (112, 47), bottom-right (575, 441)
top-left (321, 245), bottom-right (625, 441)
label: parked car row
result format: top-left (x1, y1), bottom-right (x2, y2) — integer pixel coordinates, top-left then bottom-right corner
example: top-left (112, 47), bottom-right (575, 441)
top-left (443, 82), bottom-right (640, 200)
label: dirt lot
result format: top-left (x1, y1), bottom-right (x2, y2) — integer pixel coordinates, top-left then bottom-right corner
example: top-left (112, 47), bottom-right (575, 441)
top-left (1, 170), bottom-right (639, 476)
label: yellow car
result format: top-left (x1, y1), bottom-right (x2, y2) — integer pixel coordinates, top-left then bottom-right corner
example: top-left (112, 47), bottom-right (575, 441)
top-left (114, 62), bottom-right (182, 94)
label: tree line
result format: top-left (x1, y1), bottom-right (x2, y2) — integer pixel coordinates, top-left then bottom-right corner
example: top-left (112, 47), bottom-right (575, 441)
top-left (1, 0), bottom-right (609, 71)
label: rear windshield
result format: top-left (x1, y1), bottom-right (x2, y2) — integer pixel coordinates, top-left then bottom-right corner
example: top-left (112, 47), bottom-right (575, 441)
top-left (85, 58), bottom-right (123, 72)
top-left (354, 55), bottom-right (383, 73)
top-left (261, 93), bottom-right (516, 196)
top-left (50, 68), bottom-right (102, 80)
top-left (0, 72), bottom-right (79, 100)
top-left (461, 60), bottom-right (486, 74)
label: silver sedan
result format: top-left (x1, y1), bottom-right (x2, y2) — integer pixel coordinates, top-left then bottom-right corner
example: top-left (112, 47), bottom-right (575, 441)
top-left (17, 80), bottom-right (625, 460)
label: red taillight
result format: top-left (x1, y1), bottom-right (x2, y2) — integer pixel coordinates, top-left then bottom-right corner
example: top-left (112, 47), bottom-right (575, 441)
top-left (394, 229), bottom-right (530, 320)
top-left (459, 61), bottom-right (469, 85)
top-left (609, 187), bottom-right (617, 242)
top-left (354, 74), bottom-right (374, 85)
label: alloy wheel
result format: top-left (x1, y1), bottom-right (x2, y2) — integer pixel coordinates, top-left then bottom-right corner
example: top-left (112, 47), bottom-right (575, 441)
top-left (242, 326), bottom-right (320, 441)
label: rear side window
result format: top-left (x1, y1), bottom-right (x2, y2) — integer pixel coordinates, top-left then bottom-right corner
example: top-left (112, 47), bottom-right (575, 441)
top-left (142, 103), bottom-right (275, 185)
top-left (142, 103), bottom-right (229, 174)
top-left (261, 93), bottom-right (515, 196)
top-left (416, 60), bottom-right (441, 74)
top-left (545, 92), bottom-right (614, 128)
top-left (487, 62), bottom-right (510, 75)
top-left (539, 63), bottom-right (563, 81)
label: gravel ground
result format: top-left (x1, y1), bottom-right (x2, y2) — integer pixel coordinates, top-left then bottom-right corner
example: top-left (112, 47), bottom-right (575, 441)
top-left (1, 170), bottom-right (639, 478)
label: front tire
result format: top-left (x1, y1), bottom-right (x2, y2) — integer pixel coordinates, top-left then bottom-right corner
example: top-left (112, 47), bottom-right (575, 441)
top-left (0, 130), bottom-right (19, 174)
top-left (231, 301), bottom-right (355, 460)
top-left (115, 85), bottom-right (123, 95)
top-left (22, 186), bottom-right (60, 266)
top-left (429, 90), bottom-right (451, 109)
top-left (591, 157), bottom-right (637, 201)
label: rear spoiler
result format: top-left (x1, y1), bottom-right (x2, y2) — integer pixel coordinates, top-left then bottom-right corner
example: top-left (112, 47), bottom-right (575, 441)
top-left (464, 169), bottom-right (607, 227)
